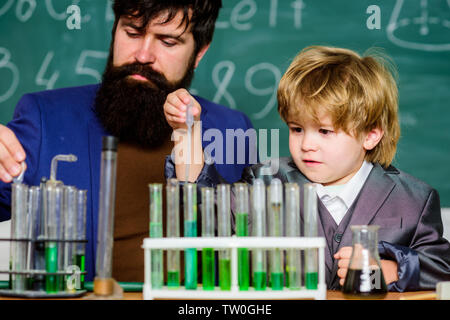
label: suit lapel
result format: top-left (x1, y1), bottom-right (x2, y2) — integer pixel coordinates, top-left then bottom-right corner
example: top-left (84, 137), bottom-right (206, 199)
top-left (330, 164), bottom-right (396, 286)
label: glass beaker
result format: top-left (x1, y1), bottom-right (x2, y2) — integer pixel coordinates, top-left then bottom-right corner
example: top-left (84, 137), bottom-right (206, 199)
top-left (342, 225), bottom-right (387, 299)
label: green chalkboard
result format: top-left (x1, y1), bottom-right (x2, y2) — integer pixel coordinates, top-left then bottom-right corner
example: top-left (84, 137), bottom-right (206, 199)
top-left (0, 0), bottom-right (449, 205)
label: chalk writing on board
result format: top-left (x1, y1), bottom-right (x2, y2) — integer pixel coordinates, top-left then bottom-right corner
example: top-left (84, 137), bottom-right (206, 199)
top-left (0, 47), bottom-right (19, 104)
top-left (35, 51), bottom-right (59, 90)
top-left (387, 0), bottom-right (450, 51)
top-left (0, 0), bottom-right (91, 23)
top-left (216, 0), bottom-right (304, 30)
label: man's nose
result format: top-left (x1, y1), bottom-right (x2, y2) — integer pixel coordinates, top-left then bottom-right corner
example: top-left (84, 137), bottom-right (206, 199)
top-left (135, 38), bottom-right (156, 64)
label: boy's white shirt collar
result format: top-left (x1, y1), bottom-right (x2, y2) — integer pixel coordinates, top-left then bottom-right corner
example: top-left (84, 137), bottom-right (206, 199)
top-left (316, 161), bottom-right (374, 224)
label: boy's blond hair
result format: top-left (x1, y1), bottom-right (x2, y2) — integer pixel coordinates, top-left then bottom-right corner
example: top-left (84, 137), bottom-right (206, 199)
top-left (277, 46), bottom-right (400, 167)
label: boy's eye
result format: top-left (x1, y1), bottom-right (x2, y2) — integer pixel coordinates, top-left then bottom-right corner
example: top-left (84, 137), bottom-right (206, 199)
top-left (126, 30), bottom-right (141, 38)
top-left (290, 127), bottom-right (303, 133)
top-left (161, 39), bottom-right (177, 47)
top-left (319, 128), bottom-right (334, 135)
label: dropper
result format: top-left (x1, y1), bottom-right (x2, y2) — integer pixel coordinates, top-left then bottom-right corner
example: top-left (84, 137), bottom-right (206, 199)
top-left (185, 99), bottom-right (194, 182)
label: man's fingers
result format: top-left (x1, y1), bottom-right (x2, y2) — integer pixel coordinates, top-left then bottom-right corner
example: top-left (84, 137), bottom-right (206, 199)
top-left (0, 143), bottom-right (23, 177)
top-left (0, 164), bottom-right (13, 183)
top-left (0, 126), bottom-right (26, 163)
top-left (334, 246), bottom-right (353, 259)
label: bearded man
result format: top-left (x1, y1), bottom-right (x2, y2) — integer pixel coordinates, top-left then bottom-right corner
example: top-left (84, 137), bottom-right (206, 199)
top-left (0, 0), bottom-right (255, 282)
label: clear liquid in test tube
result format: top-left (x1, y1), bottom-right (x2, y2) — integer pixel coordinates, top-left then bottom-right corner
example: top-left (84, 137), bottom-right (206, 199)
top-left (10, 182), bottom-right (29, 292)
top-left (267, 178), bottom-right (284, 290)
top-left (166, 179), bottom-right (180, 288)
top-left (201, 187), bottom-right (215, 290)
top-left (183, 183), bottom-right (197, 290)
top-left (234, 183), bottom-right (249, 291)
top-left (149, 183), bottom-right (163, 289)
top-left (251, 179), bottom-right (267, 291)
top-left (285, 183), bottom-right (301, 290)
top-left (304, 183), bottom-right (318, 289)
top-left (217, 184), bottom-right (231, 291)
top-left (27, 186), bottom-right (41, 290)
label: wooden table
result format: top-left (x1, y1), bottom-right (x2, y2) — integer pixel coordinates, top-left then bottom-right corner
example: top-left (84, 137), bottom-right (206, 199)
top-left (0, 290), bottom-right (436, 300)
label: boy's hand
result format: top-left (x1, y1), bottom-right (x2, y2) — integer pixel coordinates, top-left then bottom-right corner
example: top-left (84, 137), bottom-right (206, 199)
top-left (164, 89), bottom-right (201, 130)
top-left (334, 246), bottom-right (399, 286)
top-left (0, 124), bottom-right (26, 183)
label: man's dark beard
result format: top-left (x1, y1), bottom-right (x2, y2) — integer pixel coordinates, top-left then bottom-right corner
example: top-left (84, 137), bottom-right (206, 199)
top-left (94, 59), bottom-right (195, 148)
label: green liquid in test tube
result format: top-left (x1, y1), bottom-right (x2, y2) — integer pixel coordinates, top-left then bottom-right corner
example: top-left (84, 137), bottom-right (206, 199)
top-left (304, 183), bottom-right (318, 290)
top-left (201, 187), bottom-right (215, 290)
top-left (184, 183), bottom-right (197, 290)
top-left (285, 183), bottom-right (301, 290)
top-left (251, 179), bottom-right (267, 291)
top-left (268, 179), bottom-right (284, 290)
top-left (234, 183), bottom-right (249, 291)
top-left (166, 179), bottom-right (180, 288)
top-left (44, 184), bottom-right (64, 294)
top-left (149, 184), bottom-right (163, 289)
top-left (217, 184), bottom-right (231, 291)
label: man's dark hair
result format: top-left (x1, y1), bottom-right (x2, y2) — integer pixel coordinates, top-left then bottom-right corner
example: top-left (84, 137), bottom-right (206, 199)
top-left (112, 0), bottom-right (222, 54)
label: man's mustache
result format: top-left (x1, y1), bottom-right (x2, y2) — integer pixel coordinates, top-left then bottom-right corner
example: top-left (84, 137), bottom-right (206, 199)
top-left (107, 63), bottom-right (172, 90)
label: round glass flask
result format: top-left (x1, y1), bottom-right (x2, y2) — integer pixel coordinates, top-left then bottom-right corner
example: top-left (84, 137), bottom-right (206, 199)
top-left (342, 225), bottom-right (387, 299)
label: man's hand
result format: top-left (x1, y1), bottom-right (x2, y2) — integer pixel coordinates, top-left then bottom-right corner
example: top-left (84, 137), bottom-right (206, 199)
top-left (164, 89), bottom-right (201, 130)
top-left (334, 246), bottom-right (399, 286)
top-left (0, 124), bottom-right (26, 183)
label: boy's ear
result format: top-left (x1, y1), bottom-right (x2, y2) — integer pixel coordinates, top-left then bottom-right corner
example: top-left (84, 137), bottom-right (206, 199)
top-left (363, 128), bottom-right (384, 151)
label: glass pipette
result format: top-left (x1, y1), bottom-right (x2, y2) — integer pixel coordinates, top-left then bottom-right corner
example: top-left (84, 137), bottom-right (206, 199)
top-left (251, 179), bottom-right (267, 291)
top-left (185, 99), bottom-right (194, 182)
top-left (75, 189), bottom-right (87, 290)
top-left (166, 179), bottom-right (180, 288)
top-left (201, 187), bottom-right (215, 290)
top-left (234, 183), bottom-right (249, 291)
top-left (183, 183), bottom-right (197, 290)
top-left (149, 183), bottom-right (163, 289)
top-left (268, 178), bottom-right (284, 290)
top-left (285, 183), bottom-right (301, 290)
top-left (304, 183), bottom-right (318, 289)
top-left (217, 184), bottom-right (231, 291)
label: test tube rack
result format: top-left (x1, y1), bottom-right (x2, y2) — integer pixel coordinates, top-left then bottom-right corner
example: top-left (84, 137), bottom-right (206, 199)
top-left (142, 236), bottom-right (326, 300)
top-left (0, 238), bottom-right (87, 298)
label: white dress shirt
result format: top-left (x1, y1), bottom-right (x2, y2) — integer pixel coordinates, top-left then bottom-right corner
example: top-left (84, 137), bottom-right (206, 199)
top-left (315, 161), bottom-right (374, 225)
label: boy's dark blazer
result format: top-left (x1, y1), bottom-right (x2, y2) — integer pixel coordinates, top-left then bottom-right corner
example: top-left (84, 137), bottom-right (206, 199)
top-left (238, 157), bottom-right (450, 290)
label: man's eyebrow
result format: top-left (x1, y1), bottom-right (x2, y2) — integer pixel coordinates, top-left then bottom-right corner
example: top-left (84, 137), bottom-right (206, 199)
top-left (121, 18), bottom-right (145, 31)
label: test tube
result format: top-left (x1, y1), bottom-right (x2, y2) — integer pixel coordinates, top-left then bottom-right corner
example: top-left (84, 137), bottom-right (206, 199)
top-left (201, 187), bottom-right (215, 290)
top-left (32, 177), bottom-right (47, 291)
top-left (27, 186), bottom-right (41, 290)
top-left (10, 182), bottom-right (29, 292)
top-left (149, 183), bottom-right (163, 289)
top-left (44, 184), bottom-right (64, 293)
top-left (304, 183), bottom-right (318, 289)
top-left (217, 184), bottom-right (231, 291)
top-left (63, 185), bottom-right (79, 292)
top-left (94, 136), bottom-right (118, 296)
top-left (251, 179), bottom-right (267, 291)
top-left (166, 179), bottom-right (180, 288)
top-left (234, 183), bottom-right (249, 291)
top-left (75, 189), bottom-right (87, 290)
top-left (183, 183), bottom-right (197, 290)
top-left (267, 178), bottom-right (284, 290)
top-left (285, 183), bottom-right (301, 290)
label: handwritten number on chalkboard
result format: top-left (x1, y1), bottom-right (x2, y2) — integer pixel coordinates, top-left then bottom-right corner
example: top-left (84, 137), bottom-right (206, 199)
top-left (245, 63), bottom-right (281, 120)
top-left (0, 0), bottom-right (14, 16)
top-left (16, 0), bottom-right (36, 22)
top-left (212, 61), bottom-right (236, 109)
top-left (75, 50), bottom-right (108, 83)
top-left (35, 51), bottom-right (59, 90)
top-left (0, 48), bottom-right (20, 104)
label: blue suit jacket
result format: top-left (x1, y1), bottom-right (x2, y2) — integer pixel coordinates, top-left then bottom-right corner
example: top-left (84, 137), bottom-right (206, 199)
top-left (0, 84), bottom-right (256, 281)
